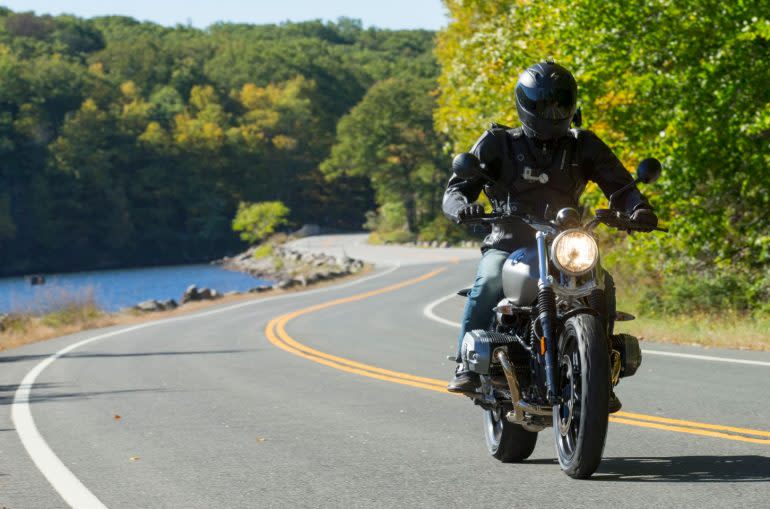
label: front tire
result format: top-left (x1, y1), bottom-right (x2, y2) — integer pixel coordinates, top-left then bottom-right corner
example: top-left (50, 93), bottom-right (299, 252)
top-left (484, 406), bottom-right (538, 462)
top-left (553, 314), bottom-right (609, 478)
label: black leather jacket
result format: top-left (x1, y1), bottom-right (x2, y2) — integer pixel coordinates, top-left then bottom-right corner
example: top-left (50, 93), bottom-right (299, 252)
top-left (443, 124), bottom-right (652, 252)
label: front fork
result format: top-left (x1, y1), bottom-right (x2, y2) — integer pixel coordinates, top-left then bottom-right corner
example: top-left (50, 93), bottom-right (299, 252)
top-left (536, 231), bottom-right (559, 404)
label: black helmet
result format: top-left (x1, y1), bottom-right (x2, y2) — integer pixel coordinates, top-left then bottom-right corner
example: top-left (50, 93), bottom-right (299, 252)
top-left (515, 61), bottom-right (577, 140)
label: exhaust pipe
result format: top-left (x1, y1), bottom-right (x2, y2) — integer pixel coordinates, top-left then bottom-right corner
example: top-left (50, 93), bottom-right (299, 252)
top-left (495, 349), bottom-right (553, 423)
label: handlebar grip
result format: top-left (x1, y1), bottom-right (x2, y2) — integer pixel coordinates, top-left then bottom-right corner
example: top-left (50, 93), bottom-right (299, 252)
top-left (457, 213), bottom-right (512, 224)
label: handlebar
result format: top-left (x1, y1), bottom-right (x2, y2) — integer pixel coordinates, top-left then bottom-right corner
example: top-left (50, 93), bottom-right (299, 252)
top-left (590, 209), bottom-right (668, 233)
top-left (458, 211), bottom-right (553, 229)
top-left (459, 209), bottom-right (668, 234)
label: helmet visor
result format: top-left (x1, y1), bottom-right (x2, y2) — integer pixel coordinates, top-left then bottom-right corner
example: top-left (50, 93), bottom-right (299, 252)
top-left (516, 84), bottom-right (575, 120)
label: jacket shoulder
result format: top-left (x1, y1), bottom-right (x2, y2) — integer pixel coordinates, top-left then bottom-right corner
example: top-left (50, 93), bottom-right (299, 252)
top-left (488, 122), bottom-right (523, 139)
top-left (570, 128), bottom-right (602, 144)
top-left (471, 129), bottom-right (505, 162)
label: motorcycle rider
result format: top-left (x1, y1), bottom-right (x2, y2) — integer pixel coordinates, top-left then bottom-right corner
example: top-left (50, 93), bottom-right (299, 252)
top-left (443, 60), bottom-right (658, 411)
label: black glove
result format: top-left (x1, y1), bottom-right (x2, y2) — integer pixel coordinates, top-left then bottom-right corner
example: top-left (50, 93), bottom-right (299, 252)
top-left (456, 203), bottom-right (485, 223)
top-left (630, 208), bottom-right (658, 230)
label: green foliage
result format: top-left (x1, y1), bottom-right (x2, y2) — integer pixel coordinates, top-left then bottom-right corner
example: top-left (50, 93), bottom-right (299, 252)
top-left (0, 8), bottom-right (434, 275)
top-left (639, 270), bottom-right (770, 317)
top-left (437, 0), bottom-right (769, 316)
top-left (418, 215), bottom-right (471, 244)
top-left (251, 242), bottom-right (274, 260)
top-left (232, 201), bottom-right (290, 245)
top-left (321, 76), bottom-right (445, 235)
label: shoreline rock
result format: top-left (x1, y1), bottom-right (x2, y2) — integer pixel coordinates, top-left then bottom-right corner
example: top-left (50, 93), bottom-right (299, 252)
top-left (134, 299), bottom-right (178, 312)
top-left (181, 284), bottom-right (224, 304)
top-left (219, 244), bottom-right (365, 287)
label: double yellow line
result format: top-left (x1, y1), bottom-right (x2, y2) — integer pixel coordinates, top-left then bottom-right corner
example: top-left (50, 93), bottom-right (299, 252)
top-left (264, 267), bottom-right (770, 446)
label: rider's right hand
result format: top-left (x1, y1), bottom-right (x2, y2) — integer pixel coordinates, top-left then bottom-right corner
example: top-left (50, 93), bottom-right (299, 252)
top-left (629, 208), bottom-right (659, 231)
top-left (456, 203), bottom-right (485, 223)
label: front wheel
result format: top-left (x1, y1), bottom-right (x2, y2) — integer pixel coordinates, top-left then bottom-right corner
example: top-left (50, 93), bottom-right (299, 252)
top-left (484, 406), bottom-right (538, 462)
top-left (553, 314), bottom-right (610, 478)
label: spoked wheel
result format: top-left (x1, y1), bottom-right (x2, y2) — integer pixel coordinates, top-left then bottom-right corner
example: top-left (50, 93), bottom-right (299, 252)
top-left (553, 314), bottom-right (609, 478)
top-left (484, 405), bottom-right (538, 462)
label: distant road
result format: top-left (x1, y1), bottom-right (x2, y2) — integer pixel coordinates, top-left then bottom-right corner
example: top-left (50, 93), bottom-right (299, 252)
top-left (289, 232), bottom-right (481, 265)
top-left (1, 234), bottom-right (768, 508)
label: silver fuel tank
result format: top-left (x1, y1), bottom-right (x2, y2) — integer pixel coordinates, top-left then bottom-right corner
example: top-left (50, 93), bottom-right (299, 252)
top-left (502, 248), bottom-right (539, 306)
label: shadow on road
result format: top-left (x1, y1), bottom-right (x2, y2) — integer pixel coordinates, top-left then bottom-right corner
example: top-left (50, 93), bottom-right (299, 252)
top-left (0, 382), bottom-right (170, 406)
top-left (594, 456), bottom-right (770, 482)
top-left (0, 349), bottom-right (256, 406)
top-left (0, 348), bottom-right (255, 364)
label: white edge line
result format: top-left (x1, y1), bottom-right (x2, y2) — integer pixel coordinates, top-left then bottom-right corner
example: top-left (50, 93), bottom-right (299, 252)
top-left (423, 292), bottom-right (770, 368)
top-left (423, 292), bottom-right (463, 328)
top-left (640, 349), bottom-right (770, 367)
top-left (11, 263), bottom-right (401, 509)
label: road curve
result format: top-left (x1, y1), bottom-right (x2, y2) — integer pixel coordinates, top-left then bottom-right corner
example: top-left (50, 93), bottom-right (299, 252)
top-left (1, 234), bottom-right (769, 508)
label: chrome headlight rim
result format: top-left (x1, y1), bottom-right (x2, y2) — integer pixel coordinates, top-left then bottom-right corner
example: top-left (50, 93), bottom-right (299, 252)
top-left (550, 229), bottom-right (599, 277)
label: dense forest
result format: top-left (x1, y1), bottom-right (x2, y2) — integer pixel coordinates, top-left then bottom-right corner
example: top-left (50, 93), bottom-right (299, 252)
top-left (0, 8), bottom-right (438, 275)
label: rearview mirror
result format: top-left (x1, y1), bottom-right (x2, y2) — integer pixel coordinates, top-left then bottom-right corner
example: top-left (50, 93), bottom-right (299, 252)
top-left (636, 158), bottom-right (662, 184)
top-left (452, 152), bottom-right (482, 180)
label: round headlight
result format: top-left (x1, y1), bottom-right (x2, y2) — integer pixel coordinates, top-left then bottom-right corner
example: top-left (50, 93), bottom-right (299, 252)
top-left (551, 230), bottom-right (599, 276)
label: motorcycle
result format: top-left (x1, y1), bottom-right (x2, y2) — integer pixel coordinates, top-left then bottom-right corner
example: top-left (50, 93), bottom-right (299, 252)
top-left (451, 152), bottom-right (666, 478)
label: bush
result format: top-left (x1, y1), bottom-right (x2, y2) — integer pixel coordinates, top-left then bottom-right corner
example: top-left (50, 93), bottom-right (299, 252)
top-left (364, 202), bottom-right (407, 231)
top-left (251, 242), bottom-right (274, 259)
top-left (639, 270), bottom-right (769, 317)
top-left (379, 230), bottom-right (416, 244)
top-left (363, 202), bottom-right (416, 243)
top-left (418, 215), bottom-right (474, 244)
top-left (232, 201), bottom-right (290, 245)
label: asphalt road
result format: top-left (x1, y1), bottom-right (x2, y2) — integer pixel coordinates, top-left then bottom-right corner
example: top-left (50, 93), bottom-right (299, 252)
top-left (1, 234), bottom-right (769, 508)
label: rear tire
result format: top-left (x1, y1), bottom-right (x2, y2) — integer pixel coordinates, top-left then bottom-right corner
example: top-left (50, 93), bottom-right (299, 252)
top-left (484, 407), bottom-right (538, 462)
top-left (553, 314), bottom-right (609, 478)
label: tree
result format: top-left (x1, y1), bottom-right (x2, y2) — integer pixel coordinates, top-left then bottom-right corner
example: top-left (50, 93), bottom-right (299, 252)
top-left (321, 77), bottom-right (445, 235)
top-left (232, 201), bottom-right (290, 244)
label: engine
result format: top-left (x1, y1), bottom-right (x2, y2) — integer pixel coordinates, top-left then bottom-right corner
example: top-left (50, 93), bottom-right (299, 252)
top-left (461, 329), bottom-right (528, 375)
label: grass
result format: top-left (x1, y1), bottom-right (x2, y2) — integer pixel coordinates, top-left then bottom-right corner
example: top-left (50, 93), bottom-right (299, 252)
top-left (0, 286), bottom-right (111, 350)
top-left (615, 287), bottom-right (770, 351)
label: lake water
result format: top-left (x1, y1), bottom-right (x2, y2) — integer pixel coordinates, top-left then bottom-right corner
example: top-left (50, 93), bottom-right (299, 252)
top-left (0, 264), bottom-right (271, 313)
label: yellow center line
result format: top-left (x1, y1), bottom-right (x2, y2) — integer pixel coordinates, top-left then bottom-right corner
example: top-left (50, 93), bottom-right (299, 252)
top-left (608, 417), bottom-right (770, 445)
top-left (613, 411), bottom-right (770, 438)
top-left (264, 267), bottom-right (770, 445)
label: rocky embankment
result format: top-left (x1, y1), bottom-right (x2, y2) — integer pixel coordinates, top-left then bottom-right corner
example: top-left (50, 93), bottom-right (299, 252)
top-left (132, 245), bottom-right (365, 313)
top-left (221, 244), bottom-right (365, 285)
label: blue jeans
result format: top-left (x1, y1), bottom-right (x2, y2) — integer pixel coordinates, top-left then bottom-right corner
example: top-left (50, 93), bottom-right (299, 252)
top-left (456, 248), bottom-right (511, 360)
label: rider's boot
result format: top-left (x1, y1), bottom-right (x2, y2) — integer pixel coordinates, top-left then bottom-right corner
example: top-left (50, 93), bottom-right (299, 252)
top-left (447, 364), bottom-right (480, 392)
top-left (609, 389), bottom-right (622, 413)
